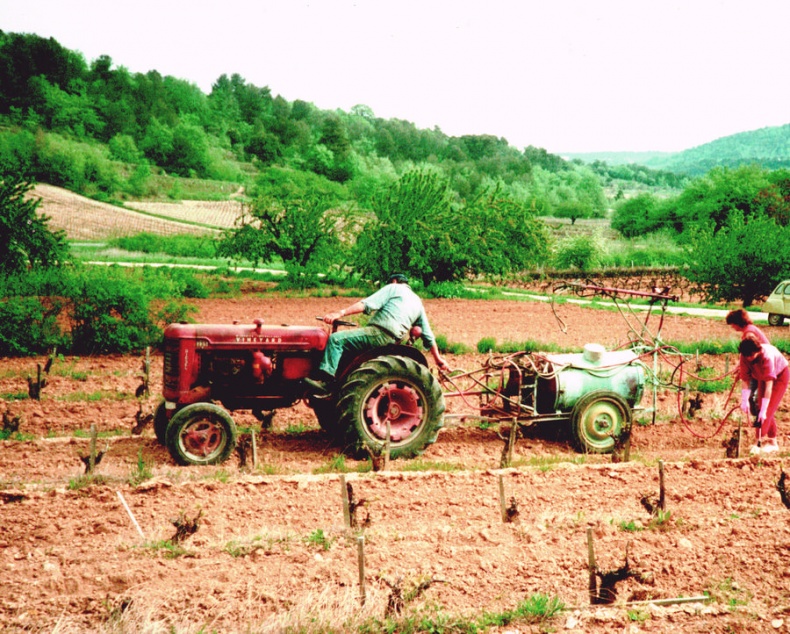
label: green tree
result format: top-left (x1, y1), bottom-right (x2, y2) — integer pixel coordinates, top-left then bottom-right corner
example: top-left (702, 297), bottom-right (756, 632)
top-left (0, 32), bottom-right (87, 114)
top-left (108, 133), bottom-right (140, 162)
top-left (139, 117), bottom-right (174, 167)
top-left (0, 173), bottom-right (68, 274)
top-left (611, 193), bottom-right (665, 237)
top-left (547, 166), bottom-right (607, 224)
top-left (217, 168), bottom-right (348, 285)
top-left (553, 234), bottom-right (602, 271)
top-left (460, 185), bottom-right (550, 278)
top-left (672, 165), bottom-right (771, 235)
top-left (684, 212), bottom-right (790, 306)
top-left (170, 119), bottom-right (211, 177)
top-left (354, 169), bottom-right (460, 285)
top-left (355, 171), bottom-right (550, 284)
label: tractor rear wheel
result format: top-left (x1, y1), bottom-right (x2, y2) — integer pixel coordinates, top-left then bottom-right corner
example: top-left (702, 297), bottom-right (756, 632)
top-left (337, 355), bottom-right (445, 460)
top-left (165, 402), bottom-right (238, 466)
top-left (570, 390), bottom-right (631, 454)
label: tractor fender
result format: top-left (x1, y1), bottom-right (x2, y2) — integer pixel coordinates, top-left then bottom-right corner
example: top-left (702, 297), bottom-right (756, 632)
top-left (337, 344), bottom-right (428, 382)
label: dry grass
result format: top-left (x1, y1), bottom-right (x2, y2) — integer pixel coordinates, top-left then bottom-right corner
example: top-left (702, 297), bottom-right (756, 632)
top-left (125, 200), bottom-right (243, 229)
top-left (33, 185), bottom-right (226, 240)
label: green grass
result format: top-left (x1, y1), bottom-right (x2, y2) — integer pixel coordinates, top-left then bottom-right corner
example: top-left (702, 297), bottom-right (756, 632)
top-left (0, 429), bottom-right (35, 442)
top-left (647, 508), bottom-right (676, 531)
top-left (0, 391), bottom-right (28, 401)
top-left (627, 608), bottom-right (651, 622)
top-left (477, 337), bottom-right (579, 354)
top-left (705, 577), bottom-right (751, 611)
top-left (201, 469), bottom-right (231, 483)
top-left (684, 366), bottom-right (734, 394)
top-left (435, 335), bottom-right (471, 355)
top-left (67, 473), bottom-right (107, 490)
top-left (513, 454), bottom-right (588, 470)
top-left (284, 423), bottom-right (314, 435)
top-left (360, 594), bottom-right (565, 633)
top-left (73, 428), bottom-right (126, 439)
top-left (140, 539), bottom-right (192, 559)
top-left (305, 528), bottom-right (334, 551)
top-left (69, 237), bottom-right (285, 273)
top-left (665, 339), bottom-right (739, 355)
top-left (59, 390), bottom-right (133, 402)
top-left (312, 454), bottom-right (374, 474)
top-left (128, 447), bottom-right (153, 486)
top-left (617, 519), bottom-right (644, 532)
top-left (224, 533), bottom-right (294, 557)
top-left (400, 459), bottom-right (469, 472)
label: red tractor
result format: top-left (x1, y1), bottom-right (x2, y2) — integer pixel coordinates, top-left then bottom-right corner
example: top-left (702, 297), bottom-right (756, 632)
top-left (156, 318), bottom-right (445, 466)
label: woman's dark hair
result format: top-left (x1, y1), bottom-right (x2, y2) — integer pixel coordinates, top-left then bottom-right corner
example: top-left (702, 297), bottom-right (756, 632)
top-left (726, 309), bottom-right (752, 327)
top-left (739, 337), bottom-right (761, 357)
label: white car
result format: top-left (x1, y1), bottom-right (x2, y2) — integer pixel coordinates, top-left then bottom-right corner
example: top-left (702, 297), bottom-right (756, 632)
top-left (762, 280), bottom-right (790, 326)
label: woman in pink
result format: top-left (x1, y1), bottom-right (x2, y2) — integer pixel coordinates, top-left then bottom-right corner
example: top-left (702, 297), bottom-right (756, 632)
top-left (726, 308), bottom-right (769, 344)
top-left (727, 309), bottom-right (769, 419)
top-left (738, 337), bottom-right (789, 454)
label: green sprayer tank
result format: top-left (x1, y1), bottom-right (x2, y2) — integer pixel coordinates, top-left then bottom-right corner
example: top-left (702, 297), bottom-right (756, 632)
top-left (533, 344), bottom-right (646, 414)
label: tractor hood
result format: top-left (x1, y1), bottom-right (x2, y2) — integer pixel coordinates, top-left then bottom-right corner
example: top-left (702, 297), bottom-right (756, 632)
top-left (164, 320), bottom-right (329, 351)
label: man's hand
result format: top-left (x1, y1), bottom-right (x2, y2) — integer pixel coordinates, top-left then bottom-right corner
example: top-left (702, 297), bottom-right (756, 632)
top-left (322, 311), bottom-right (345, 324)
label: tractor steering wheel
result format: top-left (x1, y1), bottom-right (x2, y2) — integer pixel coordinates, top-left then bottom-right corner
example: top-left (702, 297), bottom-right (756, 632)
top-left (316, 316), bottom-right (357, 333)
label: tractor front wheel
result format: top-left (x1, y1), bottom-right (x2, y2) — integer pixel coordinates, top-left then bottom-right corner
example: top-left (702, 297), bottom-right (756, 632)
top-left (153, 399), bottom-right (169, 445)
top-left (570, 390), bottom-right (631, 454)
top-left (309, 396), bottom-right (344, 441)
top-left (337, 355), bottom-right (445, 460)
top-left (165, 402), bottom-right (238, 466)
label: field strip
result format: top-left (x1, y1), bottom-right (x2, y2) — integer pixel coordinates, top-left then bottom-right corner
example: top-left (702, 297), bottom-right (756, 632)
top-left (125, 200), bottom-right (243, 228)
top-left (33, 184), bottom-right (223, 240)
top-left (466, 287), bottom-right (753, 319)
top-left (87, 261), bottom-right (286, 274)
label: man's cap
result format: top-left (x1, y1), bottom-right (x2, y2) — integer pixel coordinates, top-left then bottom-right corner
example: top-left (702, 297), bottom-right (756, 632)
top-left (388, 273), bottom-right (409, 284)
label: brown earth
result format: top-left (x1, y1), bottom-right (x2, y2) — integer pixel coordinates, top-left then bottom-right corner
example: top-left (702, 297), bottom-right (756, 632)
top-left (1, 296), bottom-right (790, 633)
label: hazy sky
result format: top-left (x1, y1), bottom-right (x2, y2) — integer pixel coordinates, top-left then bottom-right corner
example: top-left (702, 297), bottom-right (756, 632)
top-left (4, 0), bottom-right (790, 154)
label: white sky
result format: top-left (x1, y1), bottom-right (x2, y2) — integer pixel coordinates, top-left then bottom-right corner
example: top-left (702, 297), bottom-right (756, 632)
top-left (3, 0), bottom-right (790, 153)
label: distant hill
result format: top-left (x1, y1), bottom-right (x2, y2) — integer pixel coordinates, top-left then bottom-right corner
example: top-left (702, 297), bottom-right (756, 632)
top-left (646, 124), bottom-right (790, 175)
top-left (562, 151), bottom-right (672, 165)
top-left (567, 124), bottom-right (790, 176)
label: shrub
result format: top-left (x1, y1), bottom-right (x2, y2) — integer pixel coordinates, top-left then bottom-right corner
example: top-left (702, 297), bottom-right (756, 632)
top-left (68, 269), bottom-right (160, 354)
top-left (0, 296), bottom-right (65, 355)
top-left (552, 235), bottom-right (602, 271)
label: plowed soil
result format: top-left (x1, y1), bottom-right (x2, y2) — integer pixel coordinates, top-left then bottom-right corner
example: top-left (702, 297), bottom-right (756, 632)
top-left (2, 296), bottom-right (790, 633)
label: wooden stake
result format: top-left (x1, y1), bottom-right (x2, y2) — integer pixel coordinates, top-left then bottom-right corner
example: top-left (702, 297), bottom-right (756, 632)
top-left (500, 418), bottom-right (518, 468)
top-left (251, 430), bottom-right (258, 468)
top-left (586, 527), bottom-right (597, 604)
top-left (623, 425), bottom-right (631, 462)
top-left (340, 474), bottom-right (351, 529)
top-left (144, 346), bottom-right (151, 397)
top-left (498, 474), bottom-right (507, 523)
top-left (736, 413), bottom-right (742, 458)
top-left (626, 595), bottom-right (711, 607)
top-left (357, 535), bottom-right (366, 606)
top-left (89, 424), bottom-right (98, 474)
top-left (116, 491), bottom-right (145, 540)
top-left (658, 460), bottom-right (666, 511)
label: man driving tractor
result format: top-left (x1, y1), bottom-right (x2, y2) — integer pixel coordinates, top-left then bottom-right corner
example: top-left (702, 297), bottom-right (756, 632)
top-left (304, 273), bottom-right (450, 394)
